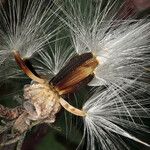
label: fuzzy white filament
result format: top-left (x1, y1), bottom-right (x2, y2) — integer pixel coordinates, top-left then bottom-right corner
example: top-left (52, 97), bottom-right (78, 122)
top-left (33, 39), bottom-right (75, 79)
top-left (59, 0), bottom-right (150, 88)
top-left (82, 87), bottom-right (150, 150)
top-left (0, 0), bottom-right (61, 79)
top-left (55, 0), bottom-right (150, 149)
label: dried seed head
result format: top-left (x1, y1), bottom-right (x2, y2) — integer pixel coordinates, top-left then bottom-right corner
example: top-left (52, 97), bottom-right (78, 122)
top-left (13, 113), bottom-right (29, 133)
top-left (23, 82), bottom-right (61, 121)
top-left (0, 104), bottom-right (24, 120)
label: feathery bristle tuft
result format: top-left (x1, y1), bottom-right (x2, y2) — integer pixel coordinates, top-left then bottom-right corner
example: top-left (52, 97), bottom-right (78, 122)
top-left (0, 0), bottom-right (60, 64)
top-left (32, 38), bottom-right (76, 79)
top-left (82, 87), bottom-right (150, 149)
top-left (0, 0), bottom-right (62, 80)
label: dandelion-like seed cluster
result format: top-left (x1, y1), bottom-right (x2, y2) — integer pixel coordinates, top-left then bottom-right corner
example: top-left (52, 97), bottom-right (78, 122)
top-left (0, 0), bottom-right (149, 150)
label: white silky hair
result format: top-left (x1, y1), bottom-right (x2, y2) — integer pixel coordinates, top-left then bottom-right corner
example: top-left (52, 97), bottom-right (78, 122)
top-left (56, 0), bottom-right (150, 149)
top-left (0, 0), bottom-right (62, 80)
top-left (58, 0), bottom-right (150, 87)
top-left (0, 0), bottom-right (61, 65)
top-left (91, 20), bottom-right (150, 88)
top-left (32, 38), bottom-right (76, 79)
top-left (82, 86), bottom-right (150, 150)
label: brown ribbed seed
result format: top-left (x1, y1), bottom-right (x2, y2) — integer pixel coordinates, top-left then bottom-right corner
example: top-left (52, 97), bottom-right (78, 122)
top-left (51, 52), bottom-right (99, 95)
top-left (0, 104), bottom-right (24, 120)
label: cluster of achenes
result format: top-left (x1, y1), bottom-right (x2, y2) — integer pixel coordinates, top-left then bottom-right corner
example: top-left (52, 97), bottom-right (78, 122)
top-left (0, 0), bottom-right (150, 150)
